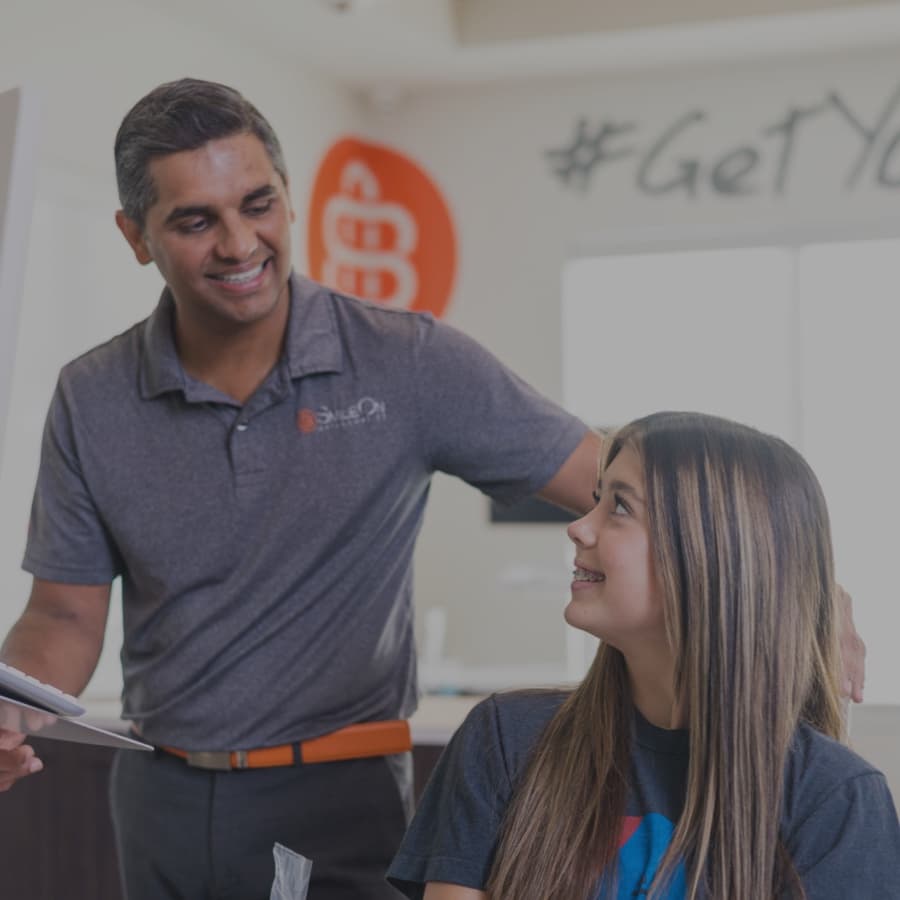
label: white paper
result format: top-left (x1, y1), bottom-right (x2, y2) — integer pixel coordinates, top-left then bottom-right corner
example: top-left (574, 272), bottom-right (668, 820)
top-left (270, 843), bottom-right (312, 900)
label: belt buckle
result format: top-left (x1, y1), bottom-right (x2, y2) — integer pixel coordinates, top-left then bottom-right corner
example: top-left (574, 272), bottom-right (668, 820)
top-left (185, 750), bottom-right (233, 771)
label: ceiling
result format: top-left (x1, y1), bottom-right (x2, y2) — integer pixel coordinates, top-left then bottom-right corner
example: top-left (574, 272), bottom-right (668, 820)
top-left (150, 0), bottom-right (900, 99)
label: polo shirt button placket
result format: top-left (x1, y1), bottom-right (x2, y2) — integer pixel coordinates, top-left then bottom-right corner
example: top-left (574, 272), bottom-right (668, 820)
top-left (230, 413), bottom-right (268, 500)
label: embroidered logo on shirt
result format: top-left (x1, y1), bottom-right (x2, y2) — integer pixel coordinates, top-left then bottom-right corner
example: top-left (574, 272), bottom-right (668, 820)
top-left (296, 397), bottom-right (387, 434)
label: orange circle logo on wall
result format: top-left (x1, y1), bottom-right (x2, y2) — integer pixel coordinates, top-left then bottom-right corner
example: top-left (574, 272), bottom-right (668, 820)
top-left (307, 137), bottom-right (457, 319)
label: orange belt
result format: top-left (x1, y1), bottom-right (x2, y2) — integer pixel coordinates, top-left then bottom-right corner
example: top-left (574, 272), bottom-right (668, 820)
top-left (158, 719), bottom-right (411, 771)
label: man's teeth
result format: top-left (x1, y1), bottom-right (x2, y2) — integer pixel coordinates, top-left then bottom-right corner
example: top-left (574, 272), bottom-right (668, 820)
top-left (573, 568), bottom-right (605, 583)
top-left (213, 263), bottom-right (265, 283)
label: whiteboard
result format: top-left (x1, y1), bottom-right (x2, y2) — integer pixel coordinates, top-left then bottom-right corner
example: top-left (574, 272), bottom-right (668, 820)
top-left (0, 86), bottom-right (39, 476)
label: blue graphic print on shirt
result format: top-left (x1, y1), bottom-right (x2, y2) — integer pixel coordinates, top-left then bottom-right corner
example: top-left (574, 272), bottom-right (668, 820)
top-left (607, 813), bottom-right (686, 898)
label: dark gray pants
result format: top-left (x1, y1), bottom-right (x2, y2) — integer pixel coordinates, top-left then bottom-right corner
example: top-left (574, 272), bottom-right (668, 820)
top-left (109, 746), bottom-right (412, 900)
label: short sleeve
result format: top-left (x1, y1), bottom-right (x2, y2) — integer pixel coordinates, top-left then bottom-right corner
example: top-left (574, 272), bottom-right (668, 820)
top-left (387, 697), bottom-right (514, 898)
top-left (787, 772), bottom-right (900, 898)
top-left (22, 378), bottom-right (120, 584)
top-left (413, 316), bottom-right (588, 504)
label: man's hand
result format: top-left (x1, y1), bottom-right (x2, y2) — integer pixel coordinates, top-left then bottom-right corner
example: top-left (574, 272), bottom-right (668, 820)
top-left (0, 729), bottom-right (43, 792)
top-left (837, 585), bottom-right (866, 703)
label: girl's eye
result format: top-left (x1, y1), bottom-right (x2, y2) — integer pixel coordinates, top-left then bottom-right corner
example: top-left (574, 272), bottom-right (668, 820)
top-left (613, 494), bottom-right (629, 516)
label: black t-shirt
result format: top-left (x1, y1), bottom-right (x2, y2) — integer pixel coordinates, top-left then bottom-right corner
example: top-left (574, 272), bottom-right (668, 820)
top-left (388, 691), bottom-right (900, 898)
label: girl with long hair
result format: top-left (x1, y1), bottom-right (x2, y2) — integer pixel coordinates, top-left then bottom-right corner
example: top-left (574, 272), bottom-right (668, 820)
top-left (388, 412), bottom-right (900, 899)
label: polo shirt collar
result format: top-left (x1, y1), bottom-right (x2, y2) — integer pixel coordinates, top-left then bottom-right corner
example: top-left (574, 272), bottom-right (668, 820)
top-left (139, 290), bottom-right (183, 400)
top-left (282, 272), bottom-right (344, 379)
top-left (139, 271), bottom-right (343, 401)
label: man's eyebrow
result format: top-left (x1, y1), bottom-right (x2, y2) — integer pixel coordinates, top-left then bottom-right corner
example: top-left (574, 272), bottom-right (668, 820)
top-left (597, 478), bottom-right (645, 504)
top-left (242, 184), bottom-right (277, 204)
top-left (163, 185), bottom-right (278, 226)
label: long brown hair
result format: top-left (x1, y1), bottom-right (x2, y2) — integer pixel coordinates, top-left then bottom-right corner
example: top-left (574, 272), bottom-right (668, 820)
top-left (487, 412), bottom-right (844, 900)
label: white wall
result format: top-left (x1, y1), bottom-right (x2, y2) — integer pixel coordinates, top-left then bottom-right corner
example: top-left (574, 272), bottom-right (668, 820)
top-left (360, 49), bottom-right (900, 682)
top-left (0, 0), bottom-right (362, 698)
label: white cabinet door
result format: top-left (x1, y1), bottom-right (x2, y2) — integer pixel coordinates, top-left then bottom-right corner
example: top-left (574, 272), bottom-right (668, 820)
top-left (798, 239), bottom-right (900, 704)
top-left (563, 241), bottom-right (899, 702)
top-left (562, 247), bottom-right (796, 440)
top-left (561, 246), bottom-right (796, 678)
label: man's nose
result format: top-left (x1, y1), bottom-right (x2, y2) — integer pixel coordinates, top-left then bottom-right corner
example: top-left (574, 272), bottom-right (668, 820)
top-left (216, 215), bottom-right (257, 261)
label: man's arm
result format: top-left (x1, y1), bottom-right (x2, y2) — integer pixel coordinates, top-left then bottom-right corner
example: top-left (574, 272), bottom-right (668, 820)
top-left (537, 430), bottom-right (603, 515)
top-left (0, 578), bottom-right (110, 791)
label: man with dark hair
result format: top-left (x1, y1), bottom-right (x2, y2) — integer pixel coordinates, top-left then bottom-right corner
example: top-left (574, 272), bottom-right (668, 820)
top-left (0, 78), bottom-right (601, 899)
top-left (114, 78), bottom-right (290, 228)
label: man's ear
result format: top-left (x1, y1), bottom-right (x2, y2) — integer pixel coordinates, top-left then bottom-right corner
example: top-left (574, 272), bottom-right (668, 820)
top-left (115, 210), bottom-right (154, 265)
top-left (283, 176), bottom-right (296, 225)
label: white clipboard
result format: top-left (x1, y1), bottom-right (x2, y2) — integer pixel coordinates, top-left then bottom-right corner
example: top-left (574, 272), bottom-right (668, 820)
top-left (0, 693), bottom-right (152, 751)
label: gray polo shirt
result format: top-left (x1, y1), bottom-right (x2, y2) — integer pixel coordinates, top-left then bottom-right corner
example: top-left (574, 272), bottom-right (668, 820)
top-left (23, 273), bottom-right (588, 749)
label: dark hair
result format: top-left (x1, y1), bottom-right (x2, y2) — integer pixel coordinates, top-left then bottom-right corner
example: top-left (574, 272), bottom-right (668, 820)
top-left (114, 78), bottom-right (288, 228)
